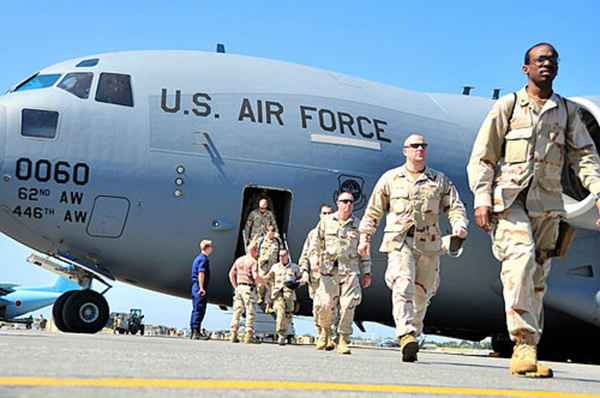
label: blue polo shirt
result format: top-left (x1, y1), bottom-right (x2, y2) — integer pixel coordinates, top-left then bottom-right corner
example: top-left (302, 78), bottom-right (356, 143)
top-left (191, 254), bottom-right (210, 289)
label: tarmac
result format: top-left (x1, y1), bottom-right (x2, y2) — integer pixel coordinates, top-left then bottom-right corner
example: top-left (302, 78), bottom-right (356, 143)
top-left (1, 330), bottom-right (599, 398)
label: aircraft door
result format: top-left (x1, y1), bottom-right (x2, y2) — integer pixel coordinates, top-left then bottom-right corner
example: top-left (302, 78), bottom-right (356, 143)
top-left (236, 187), bottom-right (292, 257)
top-left (86, 196), bottom-right (131, 238)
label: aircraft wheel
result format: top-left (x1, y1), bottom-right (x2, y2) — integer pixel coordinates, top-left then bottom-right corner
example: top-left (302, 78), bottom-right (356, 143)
top-left (63, 290), bottom-right (109, 334)
top-left (52, 291), bottom-right (78, 333)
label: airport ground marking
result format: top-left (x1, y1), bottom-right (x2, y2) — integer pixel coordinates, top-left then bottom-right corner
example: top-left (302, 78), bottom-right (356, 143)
top-left (1, 377), bottom-right (600, 397)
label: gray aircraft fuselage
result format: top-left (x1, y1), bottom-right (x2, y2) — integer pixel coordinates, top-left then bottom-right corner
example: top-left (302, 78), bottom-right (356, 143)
top-left (0, 51), bottom-right (599, 360)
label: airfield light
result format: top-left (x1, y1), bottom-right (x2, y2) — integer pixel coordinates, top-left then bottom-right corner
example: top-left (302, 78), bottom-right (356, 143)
top-left (175, 177), bottom-right (184, 186)
top-left (174, 189), bottom-right (183, 198)
top-left (176, 165), bottom-right (185, 174)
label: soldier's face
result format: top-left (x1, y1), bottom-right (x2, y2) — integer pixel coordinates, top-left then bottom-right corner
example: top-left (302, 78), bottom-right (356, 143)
top-left (403, 139), bottom-right (428, 163)
top-left (259, 200), bottom-right (268, 212)
top-left (523, 45), bottom-right (558, 85)
top-left (280, 253), bottom-right (289, 264)
top-left (320, 207), bottom-right (333, 220)
top-left (337, 194), bottom-right (354, 216)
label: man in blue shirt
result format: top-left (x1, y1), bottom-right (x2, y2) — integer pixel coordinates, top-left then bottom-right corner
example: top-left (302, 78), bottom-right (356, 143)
top-left (191, 240), bottom-right (213, 340)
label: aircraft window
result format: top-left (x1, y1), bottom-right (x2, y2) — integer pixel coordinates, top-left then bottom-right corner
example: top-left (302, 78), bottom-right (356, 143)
top-left (21, 109), bottom-right (59, 139)
top-left (76, 58), bottom-right (99, 67)
top-left (95, 73), bottom-right (133, 107)
top-left (14, 74), bottom-right (62, 92)
top-left (58, 73), bottom-right (93, 99)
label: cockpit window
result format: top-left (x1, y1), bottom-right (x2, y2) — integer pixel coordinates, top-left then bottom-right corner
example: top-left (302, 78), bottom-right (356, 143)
top-left (95, 73), bottom-right (133, 107)
top-left (14, 74), bottom-right (62, 92)
top-left (58, 73), bottom-right (93, 99)
top-left (76, 58), bottom-right (99, 67)
top-left (21, 109), bottom-right (59, 139)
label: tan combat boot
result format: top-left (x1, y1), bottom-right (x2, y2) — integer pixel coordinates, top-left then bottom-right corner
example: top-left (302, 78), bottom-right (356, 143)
top-left (315, 328), bottom-right (330, 350)
top-left (400, 333), bottom-right (418, 362)
top-left (326, 334), bottom-right (336, 351)
top-left (337, 335), bottom-right (351, 355)
top-left (244, 331), bottom-right (255, 344)
top-left (230, 329), bottom-right (239, 343)
top-left (510, 343), bottom-right (553, 378)
top-left (277, 334), bottom-right (286, 346)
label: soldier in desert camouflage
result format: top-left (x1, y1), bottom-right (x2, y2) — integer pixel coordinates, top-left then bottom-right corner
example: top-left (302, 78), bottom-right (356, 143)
top-left (359, 133), bottom-right (468, 362)
top-left (468, 42), bottom-right (600, 377)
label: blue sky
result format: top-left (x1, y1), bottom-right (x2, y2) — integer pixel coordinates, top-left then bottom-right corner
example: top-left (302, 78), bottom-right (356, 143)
top-left (2, 1), bottom-right (599, 336)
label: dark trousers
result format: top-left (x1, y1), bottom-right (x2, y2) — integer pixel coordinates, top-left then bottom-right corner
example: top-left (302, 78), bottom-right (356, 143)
top-left (190, 286), bottom-right (208, 331)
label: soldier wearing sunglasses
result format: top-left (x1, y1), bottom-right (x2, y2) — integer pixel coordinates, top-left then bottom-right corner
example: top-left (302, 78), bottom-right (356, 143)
top-left (468, 42), bottom-right (600, 378)
top-left (312, 192), bottom-right (372, 355)
top-left (359, 134), bottom-right (468, 362)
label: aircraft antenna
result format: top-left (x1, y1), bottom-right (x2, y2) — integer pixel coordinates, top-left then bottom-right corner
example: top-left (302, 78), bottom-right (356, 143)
top-left (462, 86), bottom-right (474, 96)
top-left (492, 88), bottom-right (501, 100)
top-left (216, 43), bottom-right (226, 53)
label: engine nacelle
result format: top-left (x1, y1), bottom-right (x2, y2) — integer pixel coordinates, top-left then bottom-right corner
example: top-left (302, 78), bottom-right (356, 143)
top-left (562, 96), bottom-right (600, 231)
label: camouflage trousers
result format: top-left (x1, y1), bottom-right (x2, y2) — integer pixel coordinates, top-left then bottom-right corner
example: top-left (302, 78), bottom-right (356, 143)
top-left (385, 237), bottom-right (440, 338)
top-left (273, 291), bottom-right (295, 335)
top-left (231, 285), bottom-right (257, 334)
top-left (492, 201), bottom-right (558, 345)
top-left (309, 276), bottom-right (339, 335)
top-left (314, 271), bottom-right (361, 336)
top-left (257, 267), bottom-right (273, 307)
top-left (308, 277), bottom-right (320, 331)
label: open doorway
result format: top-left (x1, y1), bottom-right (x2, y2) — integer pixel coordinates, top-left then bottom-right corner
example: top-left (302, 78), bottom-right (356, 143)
top-left (235, 186), bottom-right (293, 258)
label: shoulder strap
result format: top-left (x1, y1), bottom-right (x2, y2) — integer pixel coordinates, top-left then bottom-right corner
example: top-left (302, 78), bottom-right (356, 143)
top-left (500, 92), bottom-right (518, 157)
top-left (508, 92), bottom-right (517, 123)
top-left (561, 96), bottom-right (570, 130)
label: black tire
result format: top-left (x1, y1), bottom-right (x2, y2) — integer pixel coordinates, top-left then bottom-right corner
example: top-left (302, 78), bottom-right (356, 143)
top-left (62, 290), bottom-right (109, 334)
top-left (52, 291), bottom-right (78, 333)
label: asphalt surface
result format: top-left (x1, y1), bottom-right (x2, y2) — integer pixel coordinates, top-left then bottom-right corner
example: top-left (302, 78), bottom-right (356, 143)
top-left (0, 330), bottom-right (599, 398)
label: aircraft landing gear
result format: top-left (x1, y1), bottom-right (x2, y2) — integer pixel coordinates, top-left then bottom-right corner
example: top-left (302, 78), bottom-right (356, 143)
top-left (52, 290), bottom-right (109, 334)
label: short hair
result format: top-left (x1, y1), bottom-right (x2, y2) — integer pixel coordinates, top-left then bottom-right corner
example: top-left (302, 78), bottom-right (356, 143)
top-left (319, 203), bottom-right (332, 211)
top-left (524, 42), bottom-right (559, 65)
top-left (200, 240), bottom-right (212, 250)
top-left (337, 191), bottom-right (354, 201)
top-left (279, 249), bottom-right (288, 256)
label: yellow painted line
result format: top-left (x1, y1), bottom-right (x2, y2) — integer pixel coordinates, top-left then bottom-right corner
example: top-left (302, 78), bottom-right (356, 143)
top-left (0, 377), bottom-right (599, 397)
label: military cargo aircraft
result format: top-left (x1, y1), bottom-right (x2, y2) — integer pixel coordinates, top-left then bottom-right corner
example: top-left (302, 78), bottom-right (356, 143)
top-left (0, 50), bottom-right (598, 361)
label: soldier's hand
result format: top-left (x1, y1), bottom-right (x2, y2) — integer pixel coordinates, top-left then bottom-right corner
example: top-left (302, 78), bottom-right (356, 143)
top-left (452, 226), bottom-right (468, 239)
top-left (361, 274), bottom-right (372, 288)
top-left (311, 261), bottom-right (320, 275)
top-left (596, 199), bottom-right (600, 227)
top-left (358, 241), bottom-right (370, 257)
top-left (200, 288), bottom-right (206, 297)
top-left (474, 206), bottom-right (492, 232)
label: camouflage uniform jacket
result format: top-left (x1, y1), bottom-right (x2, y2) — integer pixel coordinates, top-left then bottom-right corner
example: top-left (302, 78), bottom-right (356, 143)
top-left (228, 255), bottom-right (259, 287)
top-left (298, 227), bottom-right (319, 279)
top-left (315, 213), bottom-right (371, 275)
top-left (359, 165), bottom-right (468, 254)
top-left (265, 261), bottom-right (302, 300)
top-left (257, 234), bottom-right (282, 273)
top-left (244, 209), bottom-right (278, 242)
top-left (468, 87), bottom-right (600, 216)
